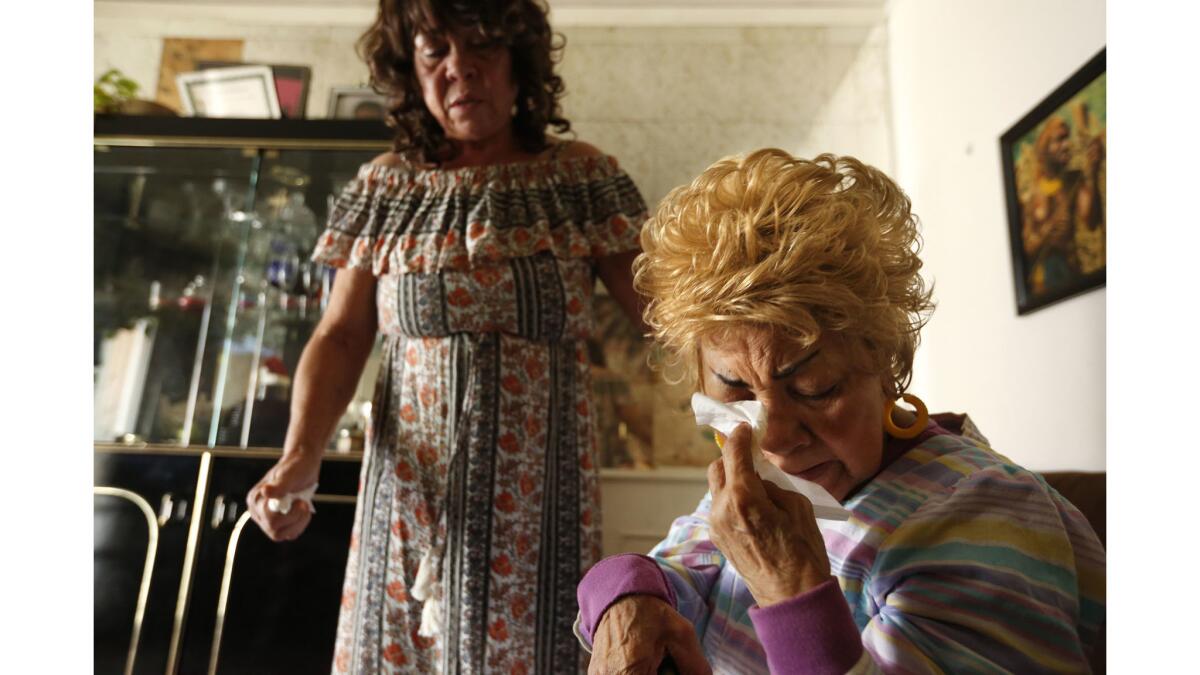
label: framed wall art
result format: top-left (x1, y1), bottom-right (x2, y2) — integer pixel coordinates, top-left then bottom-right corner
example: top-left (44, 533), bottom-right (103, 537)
top-left (1000, 48), bottom-right (1106, 315)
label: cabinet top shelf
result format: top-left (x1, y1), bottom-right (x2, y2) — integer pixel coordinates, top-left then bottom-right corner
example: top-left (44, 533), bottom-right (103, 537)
top-left (95, 115), bottom-right (394, 150)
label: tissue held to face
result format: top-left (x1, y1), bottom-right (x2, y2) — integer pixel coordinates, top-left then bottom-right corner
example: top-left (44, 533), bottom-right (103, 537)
top-left (700, 327), bottom-right (888, 501)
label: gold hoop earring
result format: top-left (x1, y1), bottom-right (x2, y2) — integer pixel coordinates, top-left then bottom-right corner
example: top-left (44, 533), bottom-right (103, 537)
top-left (883, 393), bottom-right (929, 439)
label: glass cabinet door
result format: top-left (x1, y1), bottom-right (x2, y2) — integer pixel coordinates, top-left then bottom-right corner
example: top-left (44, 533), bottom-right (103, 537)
top-left (96, 135), bottom-right (384, 450)
top-left (210, 147), bottom-right (380, 450)
top-left (94, 145), bottom-right (257, 446)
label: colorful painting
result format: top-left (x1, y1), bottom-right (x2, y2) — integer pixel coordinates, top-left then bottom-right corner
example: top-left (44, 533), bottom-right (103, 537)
top-left (1001, 49), bottom-right (1106, 314)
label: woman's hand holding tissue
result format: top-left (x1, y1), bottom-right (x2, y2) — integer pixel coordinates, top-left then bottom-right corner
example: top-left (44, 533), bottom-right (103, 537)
top-left (247, 451), bottom-right (321, 542)
top-left (589, 595), bottom-right (711, 675)
top-left (707, 424), bottom-right (832, 608)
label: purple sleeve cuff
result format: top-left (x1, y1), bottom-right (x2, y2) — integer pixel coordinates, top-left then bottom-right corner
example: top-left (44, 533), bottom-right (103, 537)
top-left (576, 553), bottom-right (677, 644)
top-left (748, 578), bottom-right (863, 675)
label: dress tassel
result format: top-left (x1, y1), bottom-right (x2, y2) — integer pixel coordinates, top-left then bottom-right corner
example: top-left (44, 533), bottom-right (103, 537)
top-left (412, 549), bottom-right (443, 637)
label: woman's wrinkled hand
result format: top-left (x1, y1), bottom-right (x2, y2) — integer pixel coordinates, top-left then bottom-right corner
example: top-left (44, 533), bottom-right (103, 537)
top-left (707, 423), bottom-right (832, 607)
top-left (588, 595), bottom-right (712, 675)
top-left (246, 451), bottom-right (322, 542)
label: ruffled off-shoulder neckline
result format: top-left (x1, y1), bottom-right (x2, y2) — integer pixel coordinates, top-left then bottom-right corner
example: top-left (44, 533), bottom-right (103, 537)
top-left (352, 153), bottom-right (629, 191)
top-left (312, 153), bottom-right (647, 275)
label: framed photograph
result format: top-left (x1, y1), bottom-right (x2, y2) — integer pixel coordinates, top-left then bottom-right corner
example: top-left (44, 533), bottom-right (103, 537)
top-left (1000, 48), bottom-right (1106, 315)
top-left (176, 65), bottom-right (281, 119)
top-left (198, 61), bottom-right (311, 118)
top-left (327, 87), bottom-right (390, 120)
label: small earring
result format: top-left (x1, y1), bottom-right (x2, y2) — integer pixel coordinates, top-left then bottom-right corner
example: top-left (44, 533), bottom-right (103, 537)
top-left (883, 393), bottom-right (929, 439)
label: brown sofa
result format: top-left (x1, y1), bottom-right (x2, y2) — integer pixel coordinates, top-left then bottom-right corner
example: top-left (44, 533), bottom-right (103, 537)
top-left (1043, 471), bottom-right (1106, 546)
top-left (1041, 471), bottom-right (1106, 674)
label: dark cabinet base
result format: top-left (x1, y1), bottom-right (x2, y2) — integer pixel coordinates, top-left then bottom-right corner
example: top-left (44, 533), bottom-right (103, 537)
top-left (95, 447), bottom-right (361, 675)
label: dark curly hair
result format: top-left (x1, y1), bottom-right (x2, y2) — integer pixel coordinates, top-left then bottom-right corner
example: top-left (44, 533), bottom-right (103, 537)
top-left (357, 0), bottom-right (571, 162)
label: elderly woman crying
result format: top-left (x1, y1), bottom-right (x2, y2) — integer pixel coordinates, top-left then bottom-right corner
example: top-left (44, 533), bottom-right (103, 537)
top-left (575, 149), bottom-right (1105, 674)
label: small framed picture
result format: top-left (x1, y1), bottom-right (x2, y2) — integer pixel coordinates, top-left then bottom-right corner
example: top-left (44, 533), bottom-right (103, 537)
top-left (1000, 48), bottom-right (1106, 315)
top-left (198, 61), bottom-right (311, 118)
top-left (327, 87), bottom-right (390, 120)
top-left (176, 65), bottom-right (281, 119)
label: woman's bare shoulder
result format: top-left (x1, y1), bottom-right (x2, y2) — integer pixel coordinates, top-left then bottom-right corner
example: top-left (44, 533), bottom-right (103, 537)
top-left (369, 151), bottom-right (422, 169)
top-left (552, 139), bottom-right (607, 160)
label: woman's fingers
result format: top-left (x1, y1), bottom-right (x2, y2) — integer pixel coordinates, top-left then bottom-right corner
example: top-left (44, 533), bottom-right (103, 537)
top-left (706, 458), bottom-right (724, 494)
top-left (250, 503), bottom-right (293, 541)
top-left (719, 423), bottom-right (756, 489)
top-left (273, 505), bottom-right (312, 541)
top-left (247, 481), bottom-right (312, 542)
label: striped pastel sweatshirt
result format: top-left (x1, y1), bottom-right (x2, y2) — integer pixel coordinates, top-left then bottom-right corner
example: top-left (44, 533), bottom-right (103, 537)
top-left (576, 415), bottom-right (1105, 674)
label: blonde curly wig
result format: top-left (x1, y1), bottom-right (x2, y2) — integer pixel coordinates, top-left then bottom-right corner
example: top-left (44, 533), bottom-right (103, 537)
top-left (633, 149), bottom-right (934, 395)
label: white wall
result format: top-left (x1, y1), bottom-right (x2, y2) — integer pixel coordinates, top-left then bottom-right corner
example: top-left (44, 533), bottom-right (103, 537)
top-left (888, 0), bottom-right (1106, 471)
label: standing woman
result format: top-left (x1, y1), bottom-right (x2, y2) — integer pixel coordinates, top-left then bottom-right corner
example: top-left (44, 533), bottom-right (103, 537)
top-left (246, 1), bottom-right (648, 673)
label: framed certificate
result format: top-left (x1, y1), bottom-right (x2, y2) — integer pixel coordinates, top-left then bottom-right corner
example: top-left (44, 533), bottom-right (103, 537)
top-left (176, 65), bottom-right (282, 119)
top-left (197, 61), bottom-right (312, 119)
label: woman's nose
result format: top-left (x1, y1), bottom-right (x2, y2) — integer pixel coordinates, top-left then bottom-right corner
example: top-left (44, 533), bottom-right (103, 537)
top-left (445, 49), bottom-right (476, 81)
top-left (758, 402), bottom-right (811, 456)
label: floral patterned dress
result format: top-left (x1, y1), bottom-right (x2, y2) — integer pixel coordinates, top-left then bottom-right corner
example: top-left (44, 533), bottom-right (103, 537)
top-left (312, 152), bottom-right (647, 675)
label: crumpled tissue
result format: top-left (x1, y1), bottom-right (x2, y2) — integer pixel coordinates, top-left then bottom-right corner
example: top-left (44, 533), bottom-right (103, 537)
top-left (692, 393), bottom-right (849, 521)
top-left (266, 483), bottom-right (318, 515)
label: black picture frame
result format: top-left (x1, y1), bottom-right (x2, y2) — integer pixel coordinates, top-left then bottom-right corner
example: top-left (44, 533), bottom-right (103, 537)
top-left (1000, 48), bottom-right (1106, 315)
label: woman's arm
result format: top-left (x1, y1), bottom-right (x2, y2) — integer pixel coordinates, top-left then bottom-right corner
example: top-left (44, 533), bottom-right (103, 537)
top-left (247, 267), bottom-right (378, 541)
top-left (283, 266), bottom-right (378, 459)
top-left (853, 467), bottom-right (1105, 673)
top-left (595, 249), bottom-right (649, 334)
top-left (555, 139), bottom-right (650, 334)
top-left (577, 493), bottom-right (727, 646)
top-left (576, 508), bottom-right (720, 675)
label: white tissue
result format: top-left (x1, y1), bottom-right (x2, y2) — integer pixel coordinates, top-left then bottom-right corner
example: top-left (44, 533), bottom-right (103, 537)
top-left (266, 482), bottom-right (318, 515)
top-left (412, 549), bottom-right (443, 637)
top-left (691, 393), bottom-right (850, 521)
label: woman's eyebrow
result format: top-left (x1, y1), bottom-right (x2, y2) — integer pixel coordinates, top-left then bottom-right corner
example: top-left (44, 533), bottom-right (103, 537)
top-left (711, 348), bottom-right (822, 387)
top-left (772, 349), bottom-right (821, 380)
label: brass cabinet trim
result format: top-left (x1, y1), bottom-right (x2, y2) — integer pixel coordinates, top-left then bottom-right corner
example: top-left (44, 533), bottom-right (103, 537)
top-left (207, 493), bottom-right (357, 674)
top-left (95, 136), bottom-right (391, 151)
top-left (207, 511), bottom-right (253, 675)
top-left (94, 487), bottom-right (160, 675)
top-left (166, 451), bottom-right (213, 675)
